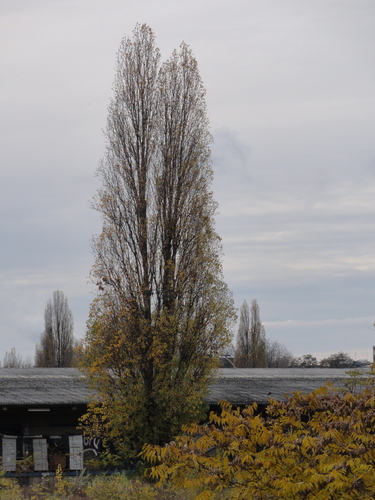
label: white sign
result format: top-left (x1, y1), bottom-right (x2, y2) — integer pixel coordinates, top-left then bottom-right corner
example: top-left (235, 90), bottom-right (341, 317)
top-left (2, 437), bottom-right (17, 472)
top-left (69, 435), bottom-right (83, 470)
top-left (33, 438), bottom-right (48, 471)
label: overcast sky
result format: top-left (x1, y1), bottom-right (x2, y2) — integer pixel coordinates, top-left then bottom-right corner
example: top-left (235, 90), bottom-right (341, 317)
top-left (1, 0), bottom-right (375, 363)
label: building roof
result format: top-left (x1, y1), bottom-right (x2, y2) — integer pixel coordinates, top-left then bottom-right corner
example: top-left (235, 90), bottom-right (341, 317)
top-left (207, 368), bottom-right (361, 405)
top-left (0, 368), bottom-right (89, 405)
top-left (0, 367), bottom-right (363, 406)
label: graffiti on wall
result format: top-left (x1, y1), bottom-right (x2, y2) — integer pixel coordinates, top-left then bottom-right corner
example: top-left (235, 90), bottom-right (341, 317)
top-left (83, 436), bottom-right (101, 457)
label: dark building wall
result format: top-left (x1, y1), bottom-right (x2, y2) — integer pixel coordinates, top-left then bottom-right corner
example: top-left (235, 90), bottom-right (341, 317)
top-left (0, 405), bottom-right (86, 437)
top-left (0, 404), bottom-right (88, 473)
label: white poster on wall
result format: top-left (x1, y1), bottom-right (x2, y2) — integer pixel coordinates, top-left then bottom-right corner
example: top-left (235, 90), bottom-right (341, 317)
top-left (2, 436), bottom-right (17, 472)
top-left (33, 438), bottom-right (48, 471)
top-left (69, 435), bottom-right (83, 470)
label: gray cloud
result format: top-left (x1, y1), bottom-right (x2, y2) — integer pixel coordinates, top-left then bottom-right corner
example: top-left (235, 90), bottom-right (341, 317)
top-left (1, 0), bottom-right (375, 361)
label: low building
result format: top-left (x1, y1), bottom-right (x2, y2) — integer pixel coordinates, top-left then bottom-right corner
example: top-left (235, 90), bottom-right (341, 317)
top-left (0, 367), bottom-right (363, 472)
top-left (0, 368), bottom-right (89, 472)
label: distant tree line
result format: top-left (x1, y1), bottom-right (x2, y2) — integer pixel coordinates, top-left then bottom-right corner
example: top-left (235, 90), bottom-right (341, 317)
top-left (233, 300), bottom-right (363, 369)
top-left (1, 290), bottom-right (365, 372)
top-left (291, 351), bottom-right (357, 368)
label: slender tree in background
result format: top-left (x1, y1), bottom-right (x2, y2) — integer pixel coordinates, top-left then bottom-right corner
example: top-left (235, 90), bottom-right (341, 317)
top-left (35, 290), bottom-right (74, 367)
top-left (81, 24), bottom-right (236, 458)
top-left (3, 347), bottom-right (32, 368)
top-left (234, 300), bottom-right (251, 367)
top-left (234, 299), bottom-right (267, 368)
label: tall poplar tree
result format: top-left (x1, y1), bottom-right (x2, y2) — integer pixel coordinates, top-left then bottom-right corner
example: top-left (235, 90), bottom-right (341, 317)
top-left (81, 24), bottom-right (236, 457)
top-left (234, 299), bottom-right (267, 368)
top-left (35, 290), bottom-right (74, 367)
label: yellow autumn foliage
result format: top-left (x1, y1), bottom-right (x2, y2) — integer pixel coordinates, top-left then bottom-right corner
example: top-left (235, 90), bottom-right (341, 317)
top-left (142, 376), bottom-right (375, 499)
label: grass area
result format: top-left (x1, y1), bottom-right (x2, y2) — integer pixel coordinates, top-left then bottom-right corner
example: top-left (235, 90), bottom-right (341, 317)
top-left (0, 469), bottom-right (220, 500)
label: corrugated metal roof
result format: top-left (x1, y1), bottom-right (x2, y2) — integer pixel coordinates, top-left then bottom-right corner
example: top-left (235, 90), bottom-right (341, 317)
top-left (208, 368), bottom-right (363, 405)
top-left (0, 367), bottom-right (363, 406)
top-left (0, 368), bottom-right (89, 405)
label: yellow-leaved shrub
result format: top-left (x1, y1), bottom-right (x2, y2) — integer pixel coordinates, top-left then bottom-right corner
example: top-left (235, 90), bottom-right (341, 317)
top-left (142, 376), bottom-right (375, 499)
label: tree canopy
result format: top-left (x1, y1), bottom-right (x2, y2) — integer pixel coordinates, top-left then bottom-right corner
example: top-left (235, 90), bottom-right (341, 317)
top-left (292, 353), bottom-right (318, 368)
top-left (81, 24), bottom-right (236, 458)
top-left (320, 351), bottom-right (354, 368)
top-left (265, 338), bottom-right (293, 368)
